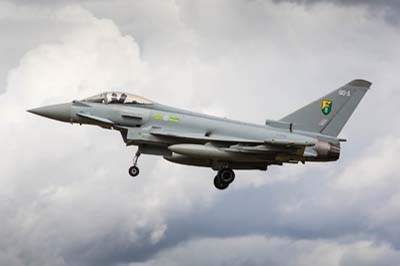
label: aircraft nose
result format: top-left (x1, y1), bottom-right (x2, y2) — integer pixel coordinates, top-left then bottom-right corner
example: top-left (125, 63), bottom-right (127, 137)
top-left (28, 103), bottom-right (72, 122)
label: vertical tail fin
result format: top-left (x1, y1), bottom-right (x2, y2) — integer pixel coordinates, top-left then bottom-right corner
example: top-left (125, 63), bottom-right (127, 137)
top-left (280, 79), bottom-right (371, 137)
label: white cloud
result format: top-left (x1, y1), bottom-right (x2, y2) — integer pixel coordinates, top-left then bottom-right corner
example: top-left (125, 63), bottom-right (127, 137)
top-left (334, 137), bottom-right (400, 190)
top-left (0, 4), bottom-right (215, 265)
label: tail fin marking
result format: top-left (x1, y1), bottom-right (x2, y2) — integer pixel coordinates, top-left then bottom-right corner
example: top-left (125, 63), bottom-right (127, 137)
top-left (280, 79), bottom-right (371, 137)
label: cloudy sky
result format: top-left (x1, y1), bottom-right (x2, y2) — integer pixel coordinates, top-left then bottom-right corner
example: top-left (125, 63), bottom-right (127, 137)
top-left (1, 0), bottom-right (400, 265)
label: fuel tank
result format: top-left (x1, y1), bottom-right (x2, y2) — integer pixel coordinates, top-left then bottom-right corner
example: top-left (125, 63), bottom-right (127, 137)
top-left (168, 144), bottom-right (264, 162)
top-left (169, 144), bottom-right (230, 159)
top-left (164, 153), bottom-right (269, 170)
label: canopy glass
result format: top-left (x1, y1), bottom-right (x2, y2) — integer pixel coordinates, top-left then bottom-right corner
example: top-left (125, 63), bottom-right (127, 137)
top-left (83, 92), bottom-right (153, 105)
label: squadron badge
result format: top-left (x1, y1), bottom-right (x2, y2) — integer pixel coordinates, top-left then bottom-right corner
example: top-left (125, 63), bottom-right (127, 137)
top-left (321, 99), bottom-right (333, 115)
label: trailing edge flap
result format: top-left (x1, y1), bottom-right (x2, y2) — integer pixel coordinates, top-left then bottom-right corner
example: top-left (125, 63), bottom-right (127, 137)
top-left (76, 112), bottom-right (114, 125)
top-left (150, 130), bottom-right (316, 147)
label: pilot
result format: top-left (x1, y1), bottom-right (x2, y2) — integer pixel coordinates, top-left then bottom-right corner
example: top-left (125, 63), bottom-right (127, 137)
top-left (110, 92), bottom-right (118, 103)
top-left (119, 93), bottom-right (127, 103)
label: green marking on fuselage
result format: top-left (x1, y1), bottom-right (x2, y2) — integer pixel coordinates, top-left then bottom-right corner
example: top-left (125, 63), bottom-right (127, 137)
top-left (153, 113), bottom-right (179, 122)
top-left (169, 116), bottom-right (179, 123)
top-left (153, 114), bottom-right (164, 120)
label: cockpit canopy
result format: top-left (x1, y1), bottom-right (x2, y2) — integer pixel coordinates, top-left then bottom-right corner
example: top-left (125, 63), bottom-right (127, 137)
top-left (82, 92), bottom-right (154, 105)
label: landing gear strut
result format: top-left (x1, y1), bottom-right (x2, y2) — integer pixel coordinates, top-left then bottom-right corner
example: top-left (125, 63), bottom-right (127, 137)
top-left (214, 168), bottom-right (235, 190)
top-left (129, 150), bottom-right (141, 177)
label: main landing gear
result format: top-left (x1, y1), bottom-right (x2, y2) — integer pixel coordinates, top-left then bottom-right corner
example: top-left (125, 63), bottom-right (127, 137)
top-left (128, 151), bottom-right (141, 177)
top-left (214, 168), bottom-right (235, 190)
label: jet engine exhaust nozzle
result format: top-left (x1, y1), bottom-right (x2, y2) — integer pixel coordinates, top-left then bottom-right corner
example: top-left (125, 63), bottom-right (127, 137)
top-left (313, 141), bottom-right (340, 160)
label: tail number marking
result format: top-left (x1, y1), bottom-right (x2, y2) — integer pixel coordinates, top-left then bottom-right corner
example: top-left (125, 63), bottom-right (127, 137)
top-left (339, 90), bottom-right (351, 97)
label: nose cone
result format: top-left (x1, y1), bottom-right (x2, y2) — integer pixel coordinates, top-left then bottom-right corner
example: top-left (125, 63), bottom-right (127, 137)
top-left (28, 103), bottom-right (72, 122)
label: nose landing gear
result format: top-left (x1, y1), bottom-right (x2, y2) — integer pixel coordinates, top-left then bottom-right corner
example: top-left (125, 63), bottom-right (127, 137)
top-left (213, 168), bottom-right (235, 190)
top-left (128, 151), bottom-right (141, 177)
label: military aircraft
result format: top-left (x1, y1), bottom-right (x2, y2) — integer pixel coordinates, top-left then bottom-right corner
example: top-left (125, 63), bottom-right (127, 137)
top-left (28, 79), bottom-right (371, 190)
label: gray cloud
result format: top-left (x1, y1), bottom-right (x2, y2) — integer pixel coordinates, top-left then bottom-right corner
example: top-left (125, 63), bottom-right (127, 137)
top-left (129, 236), bottom-right (400, 266)
top-left (273, 0), bottom-right (400, 9)
top-left (1, 0), bottom-right (400, 266)
top-left (273, 0), bottom-right (400, 24)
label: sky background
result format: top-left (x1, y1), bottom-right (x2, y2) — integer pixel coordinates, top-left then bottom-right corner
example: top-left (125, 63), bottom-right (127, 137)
top-left (1, 0), bottom-right (400, 265)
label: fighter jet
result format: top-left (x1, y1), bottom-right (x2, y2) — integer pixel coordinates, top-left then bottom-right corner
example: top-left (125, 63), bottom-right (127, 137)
top-left (28, 79), bottom-right (371, 190)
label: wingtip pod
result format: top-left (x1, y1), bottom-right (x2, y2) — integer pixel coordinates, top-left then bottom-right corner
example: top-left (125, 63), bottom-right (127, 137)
top-left (347, 79), bottom-right (372, 89)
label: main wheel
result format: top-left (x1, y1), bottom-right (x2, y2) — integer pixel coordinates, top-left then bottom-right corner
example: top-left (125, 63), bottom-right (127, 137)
top-left (129, 166), bottom-right (140, 177)
top-left (214, 175), bottom-right (229, 190)
top-left (219, 168), bottom-right (235, 184)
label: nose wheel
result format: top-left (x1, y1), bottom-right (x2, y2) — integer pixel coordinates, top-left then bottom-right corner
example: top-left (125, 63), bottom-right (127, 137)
top-left (129, 151), bottom-right (141, 177)
top-left (214, 168), bottom-right (235, 190)
top-left (129, 166), bottom-right (140, 177)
